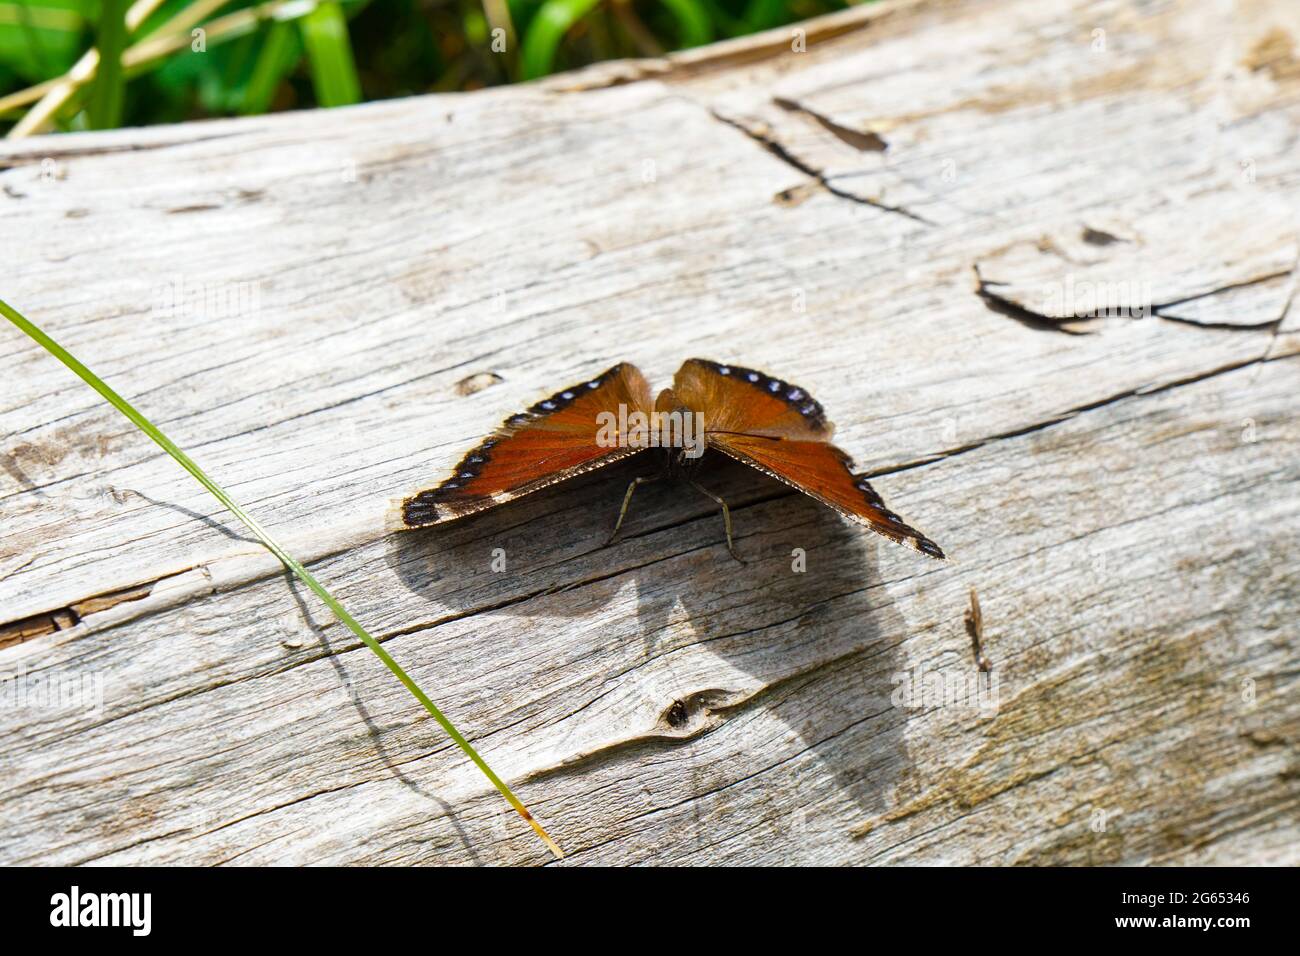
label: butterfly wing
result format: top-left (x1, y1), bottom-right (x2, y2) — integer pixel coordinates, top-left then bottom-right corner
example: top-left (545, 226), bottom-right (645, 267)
top-left (672, 358), bottom-right (834, 441)
top-left (674, 359), bottom-right (944, 559)
top-left (402, 363), bottom-right (653, 527)
top-left (706, 434), bottom-right (945, 558)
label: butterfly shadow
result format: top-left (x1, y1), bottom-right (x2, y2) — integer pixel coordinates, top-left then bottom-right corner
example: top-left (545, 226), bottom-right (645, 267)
top-left (387, 453), bottom-right (917, 856)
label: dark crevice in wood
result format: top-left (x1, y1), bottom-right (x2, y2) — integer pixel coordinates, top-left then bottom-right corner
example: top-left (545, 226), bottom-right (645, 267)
top-left (774, 97), bottom-right (889, 152)
top-left (0, 580), bottom-right (154, 650)
top-left (709, 108), bottom-right (934, 225)
top-left (976, 263), bottom-right (1297, 333)
top-left (556, 662), bottom-right (901, 863)
top-left (974, 283), bottom-right (1097, 335)
top-left (873, 348), bottom-right (1300, 481)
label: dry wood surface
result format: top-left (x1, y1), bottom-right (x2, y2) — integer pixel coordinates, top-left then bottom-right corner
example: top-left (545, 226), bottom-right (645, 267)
top-left (1, 0), bottom-right (1297, 864)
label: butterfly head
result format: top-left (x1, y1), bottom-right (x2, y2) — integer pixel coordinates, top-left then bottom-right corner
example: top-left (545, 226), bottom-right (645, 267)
top-left (652, 388), bottom-right (706, 459)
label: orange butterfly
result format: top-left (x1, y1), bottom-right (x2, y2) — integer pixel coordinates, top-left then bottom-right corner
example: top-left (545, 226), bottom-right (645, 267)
top-left (401, 360), bottom-right (944, 562)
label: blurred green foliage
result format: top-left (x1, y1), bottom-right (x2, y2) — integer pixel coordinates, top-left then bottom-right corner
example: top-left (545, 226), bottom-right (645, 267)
top-left (0, 0), bottom-right (855, 134)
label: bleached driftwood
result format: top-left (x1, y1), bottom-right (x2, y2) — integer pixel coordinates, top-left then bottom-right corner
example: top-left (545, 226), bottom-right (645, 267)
top-left (1, 0), bottom-right (1297, 865)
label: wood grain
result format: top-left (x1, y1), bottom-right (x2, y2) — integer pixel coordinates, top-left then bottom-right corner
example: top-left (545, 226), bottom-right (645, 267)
top-left (1, 0), bottom-right (1296, 865)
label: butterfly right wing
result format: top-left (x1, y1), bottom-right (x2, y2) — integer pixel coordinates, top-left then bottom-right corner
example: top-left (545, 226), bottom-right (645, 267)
top-left (706, 433), bottom-right (945, 558)
top-left (674, 358), bottom-right (944, 559)
top-left (671, 358), bottom-right (835, 441)
top-left (402, 363), bottom-right (653, 527)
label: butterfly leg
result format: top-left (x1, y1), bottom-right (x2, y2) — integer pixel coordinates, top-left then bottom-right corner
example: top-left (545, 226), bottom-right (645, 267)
top-left (606, 474), bottom-right (664, 546)
top-left (688, 480), bottom-right (745, 564)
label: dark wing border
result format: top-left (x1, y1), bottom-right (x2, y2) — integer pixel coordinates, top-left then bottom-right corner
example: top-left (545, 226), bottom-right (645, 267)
top-left (709, 436), bottom-right (946, 560)
top-left (683, 358), bottom-right (831, 434)
top-left (401, 363), bottom-right (647, 528)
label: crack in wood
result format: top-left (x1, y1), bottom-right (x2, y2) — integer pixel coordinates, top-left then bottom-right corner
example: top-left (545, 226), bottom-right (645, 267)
top-left (774, 97), bottom-right (889, 152)
top-left (0, 580), bottom-right (156, 650)
top-left (976, 263), bottom-right (1298, 334)
top-left (0, 130), bottom-right (248, 170)
top-left (709, 109), bottom-right (934, 224)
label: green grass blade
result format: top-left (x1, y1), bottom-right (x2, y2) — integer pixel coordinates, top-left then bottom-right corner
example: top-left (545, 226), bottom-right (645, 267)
top-left (241, 18), bottom-right (300, 115)
top-left (658, 0), bottom-right (712, 48)
top-left (519, 0), bottom-right (602, 81)
top-left (0, 295), bottom-right (561, 860)
top-left (87, 0), bottom-right (128, 129)
top-left (0, 1), bottom-right (87, 81)
top-left (739, 0), bottom-right (788, 32)
top-left (298, 2), bottom-right (360, 107)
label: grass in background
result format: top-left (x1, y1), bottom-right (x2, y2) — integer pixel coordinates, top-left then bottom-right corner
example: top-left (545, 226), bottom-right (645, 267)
top-left (0, 0), bottom-right (857, 135)
top-left (299, 2), bottom-right (360, 106)
top-left (84, 0), bottom-right (126, 126)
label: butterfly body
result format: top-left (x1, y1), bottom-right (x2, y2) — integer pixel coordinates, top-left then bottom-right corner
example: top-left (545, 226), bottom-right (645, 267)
top-left (402, 360), bottom-right (945, 561)
top-left (663, 445), bottom-right (706, 480)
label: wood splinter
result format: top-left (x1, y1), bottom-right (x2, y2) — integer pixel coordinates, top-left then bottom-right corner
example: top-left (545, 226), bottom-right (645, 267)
top-left (965, 586), bottom-right (992, 672)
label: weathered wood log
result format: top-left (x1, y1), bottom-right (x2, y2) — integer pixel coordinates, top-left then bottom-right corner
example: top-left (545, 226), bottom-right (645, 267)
top-left (1, 0), bottom-right (1296, 865)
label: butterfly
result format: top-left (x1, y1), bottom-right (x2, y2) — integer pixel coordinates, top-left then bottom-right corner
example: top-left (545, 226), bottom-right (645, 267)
top-left (401, 360), bottom-right (945, 562)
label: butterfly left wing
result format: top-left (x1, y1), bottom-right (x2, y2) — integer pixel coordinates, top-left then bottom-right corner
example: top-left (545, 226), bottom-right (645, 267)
top-left (402, 363), bottom-right (653, 527)
top-left (673, 358), bottom-right (944, 559)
